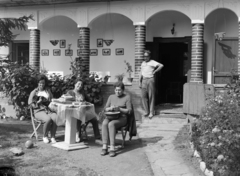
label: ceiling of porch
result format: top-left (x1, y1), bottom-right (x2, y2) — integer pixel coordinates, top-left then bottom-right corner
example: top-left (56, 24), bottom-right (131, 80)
top-left (0, 0), bottom-right (131, 7)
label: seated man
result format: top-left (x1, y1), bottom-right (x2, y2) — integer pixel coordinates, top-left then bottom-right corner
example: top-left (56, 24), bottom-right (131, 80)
top-left (66, 79), bottom-right (101, 143)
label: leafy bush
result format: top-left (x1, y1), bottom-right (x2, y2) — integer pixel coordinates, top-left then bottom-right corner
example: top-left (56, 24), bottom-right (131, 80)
top-left (67, 57), bottom-right (105, 105)
top-left (0, 62), bottom-right (39, 118)
top-left (192, 83), bottom-right (240, 176)
top-left (0, 57), bottom-right (105, 118)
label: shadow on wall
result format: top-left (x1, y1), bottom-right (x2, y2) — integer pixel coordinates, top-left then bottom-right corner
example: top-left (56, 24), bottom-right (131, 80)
top-left (218, 42), bottom-right (237, 59)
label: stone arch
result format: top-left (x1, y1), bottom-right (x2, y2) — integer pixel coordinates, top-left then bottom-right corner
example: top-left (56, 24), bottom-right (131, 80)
top-left (204, 8), bottom-right (238, 84)
top-left (88, 12), bottom-right (133, 27)
top-left (146, 9), bottom-right (191, 23)
top-left (146, 10), bottom-right (192, 40)
top-left (205, 7), bottom-right (238, 20)
top-left (39, 15), bottom-right (77, 27)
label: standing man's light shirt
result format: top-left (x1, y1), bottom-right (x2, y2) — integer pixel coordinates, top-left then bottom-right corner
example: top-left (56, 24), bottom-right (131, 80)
top-left (141, 60), bottom-right (162, 78)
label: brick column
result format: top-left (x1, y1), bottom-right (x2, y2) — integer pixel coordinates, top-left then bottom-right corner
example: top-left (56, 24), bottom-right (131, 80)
top-left (78, 27), bottom-right (90, 73)
top-left (191, 23), bottom-right (204, 83)
top-left (134, 24), bottom-right (146, 80)
top-left (29, 29), bottom-right (40, 72)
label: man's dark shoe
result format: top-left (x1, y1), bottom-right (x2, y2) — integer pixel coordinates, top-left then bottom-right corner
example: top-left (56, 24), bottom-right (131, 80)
top-left (101, 149), bottom-right (108, 156)
top-left (109, 150), bottom-right (116, 157)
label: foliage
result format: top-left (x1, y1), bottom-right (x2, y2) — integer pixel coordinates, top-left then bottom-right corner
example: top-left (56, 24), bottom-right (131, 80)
top-left (68, 57), bottom-right (105, 105)
top-left (0, 62), bottom-right (39, 118)
top-left (115, 73), bottom-right (124, 82)
top-left (124, 60), bottom-right (133, 78)
top-left (192, 81), bottom-right (240, 176)
top-left (0, 15), bottom-right (34, 47)
top-left (0, 56), bottom-right (106, 118)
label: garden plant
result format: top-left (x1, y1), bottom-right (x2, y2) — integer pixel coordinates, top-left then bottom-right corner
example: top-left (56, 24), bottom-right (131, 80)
top-left (0, 57), bottom-right (106, 119)
top-left (191, 78), bottom-right (240, 176)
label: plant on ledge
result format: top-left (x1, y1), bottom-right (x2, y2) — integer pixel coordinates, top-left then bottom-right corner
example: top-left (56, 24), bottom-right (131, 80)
top-left (115, 73), bottom-right (124, 82)
top-left (124, 60), bottom-right (133, 82)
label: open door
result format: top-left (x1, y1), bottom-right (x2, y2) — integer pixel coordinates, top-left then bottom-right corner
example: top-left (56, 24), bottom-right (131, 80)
top-left (213, 38), bottom-right (238, 84)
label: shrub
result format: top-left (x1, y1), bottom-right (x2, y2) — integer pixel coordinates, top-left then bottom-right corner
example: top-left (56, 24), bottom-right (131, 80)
top-left (0, 62), bottom-right (39, 118)
top-left (192, 85), bottom-right (240, 176)
top-left (67, 57), bottom-right (105, 105)
top-left (0, 57), bottom-right (105, 118)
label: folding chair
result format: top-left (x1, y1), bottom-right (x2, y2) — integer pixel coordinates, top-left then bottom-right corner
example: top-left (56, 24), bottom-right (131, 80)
top-left (117, 103), bottom-right (137, 148)
top-left (29, 106), bottom-right (45, 141)
top-left (118, 124), bottom-right (132, 148)
top-left (79, 121), bottom-right (89, 141)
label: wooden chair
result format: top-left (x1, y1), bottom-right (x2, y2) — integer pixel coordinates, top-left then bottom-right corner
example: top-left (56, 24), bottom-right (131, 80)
top-left (29, 106), bottom-right (45, 141)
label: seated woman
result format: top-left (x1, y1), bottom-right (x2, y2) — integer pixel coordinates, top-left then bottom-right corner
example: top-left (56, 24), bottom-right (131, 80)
top-left (101, 81), bottom-right (132, 157)
top-left (66, 79), bottom-right (101, 142)
top-left (28, 75), bottom-right (58, 144)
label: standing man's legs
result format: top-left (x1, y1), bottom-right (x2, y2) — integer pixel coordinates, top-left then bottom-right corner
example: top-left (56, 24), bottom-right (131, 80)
top-left (141, 79), bottom-right (149, 116)
top-left (148, 78), bottom-right (155, 118)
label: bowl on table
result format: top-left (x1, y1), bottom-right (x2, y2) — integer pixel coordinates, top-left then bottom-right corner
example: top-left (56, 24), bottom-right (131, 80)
top-left (72, 102), bottom-right (81, 106)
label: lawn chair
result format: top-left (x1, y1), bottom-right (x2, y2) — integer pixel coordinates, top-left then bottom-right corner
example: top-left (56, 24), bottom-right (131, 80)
top-left (117, 124), bottom-right (132, 148)
top-left (79, 121), bottom-right (89, 141)
top-left (29, 106), bottom-right (45, 141)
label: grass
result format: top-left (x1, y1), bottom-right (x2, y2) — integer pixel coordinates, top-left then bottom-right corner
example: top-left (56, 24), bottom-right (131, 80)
top-left (173, 124), bottom-right (205, 176)
top-left (0, 119), bottom-right (105, 176)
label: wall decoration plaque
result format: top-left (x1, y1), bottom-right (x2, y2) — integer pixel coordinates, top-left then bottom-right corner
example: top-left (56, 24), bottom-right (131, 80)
top-left (65, 49), bottom-right (73, 56)
top-left (102, 49), bottom-right (111, 56)
top-left (41, 49), bottom-right (49, 56)
top-left (53, 49), bottom-right (61, 56)
top-left (116, 48), bottom-right (124, 55)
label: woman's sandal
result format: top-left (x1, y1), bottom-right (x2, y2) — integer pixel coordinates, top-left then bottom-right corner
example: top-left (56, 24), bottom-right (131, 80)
top-left (101, 149), bottom-right (108, 156)
top-left (109, 150), bottom-right (116, 157)
top-left (148, 113), bottom-right (154, 119)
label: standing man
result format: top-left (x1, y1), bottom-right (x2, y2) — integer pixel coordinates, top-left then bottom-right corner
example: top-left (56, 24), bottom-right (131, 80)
top-left (139, 50), bottom-right (164, 119)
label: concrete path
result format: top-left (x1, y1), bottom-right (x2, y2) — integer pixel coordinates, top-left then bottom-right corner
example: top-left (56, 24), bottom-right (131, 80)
top-left (138, 115), bottom-right (195, 176)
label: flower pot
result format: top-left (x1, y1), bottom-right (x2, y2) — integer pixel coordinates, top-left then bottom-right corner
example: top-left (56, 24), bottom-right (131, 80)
top-left (127, 78), bottom-right (133, 83)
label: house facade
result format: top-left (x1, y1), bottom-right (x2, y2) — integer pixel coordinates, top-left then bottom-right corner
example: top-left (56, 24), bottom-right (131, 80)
top-left (0, 0), bottom-right (239, 107)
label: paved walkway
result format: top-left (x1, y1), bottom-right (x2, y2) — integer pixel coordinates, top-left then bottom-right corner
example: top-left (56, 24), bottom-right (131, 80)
top-left (138, 114), bottom-right (195, 176)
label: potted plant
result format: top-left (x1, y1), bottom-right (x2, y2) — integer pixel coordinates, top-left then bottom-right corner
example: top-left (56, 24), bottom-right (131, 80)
top-left (124, 60), bottom-right (133, 82)
top-left (115, 73), bottom-right (125, 82)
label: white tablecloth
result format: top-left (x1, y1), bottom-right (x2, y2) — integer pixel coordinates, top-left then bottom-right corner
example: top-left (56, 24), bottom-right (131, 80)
top-left (49, 102), bottom-right (97, 126)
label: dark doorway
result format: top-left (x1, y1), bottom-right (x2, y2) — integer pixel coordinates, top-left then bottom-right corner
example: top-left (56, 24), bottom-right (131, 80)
top-left (11, 42), bottom-right (29, 65)
top-left (146, 37), bottom-right (191, 105)
top-left (157, 42), bottom-right (188, 104)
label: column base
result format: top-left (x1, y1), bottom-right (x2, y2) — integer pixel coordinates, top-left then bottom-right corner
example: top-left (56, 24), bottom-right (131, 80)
top-left (52, 142), bottom-right (88, 151)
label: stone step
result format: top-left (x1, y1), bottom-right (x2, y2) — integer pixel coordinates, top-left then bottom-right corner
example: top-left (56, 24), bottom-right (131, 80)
top-left (141, 117), bottom-right (187, 124)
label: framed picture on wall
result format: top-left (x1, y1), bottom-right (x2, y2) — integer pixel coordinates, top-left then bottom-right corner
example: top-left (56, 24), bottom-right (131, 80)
top-left (102, 49), bottom-right (111, 56)
top-left (60, 40), bottom-right (66, 48)
top-left (90, 49), bottom-right (98, 56)
top-left (65, 49), bottom-right (73, 56)
top-left (41, 49), bottom-right (49, 56)
top-left (53, 49), bottom-right (61, 56)
top-left (97, 39), bottom-right (103, 47)
top-left (116, 48), bottom-right (124, 55)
